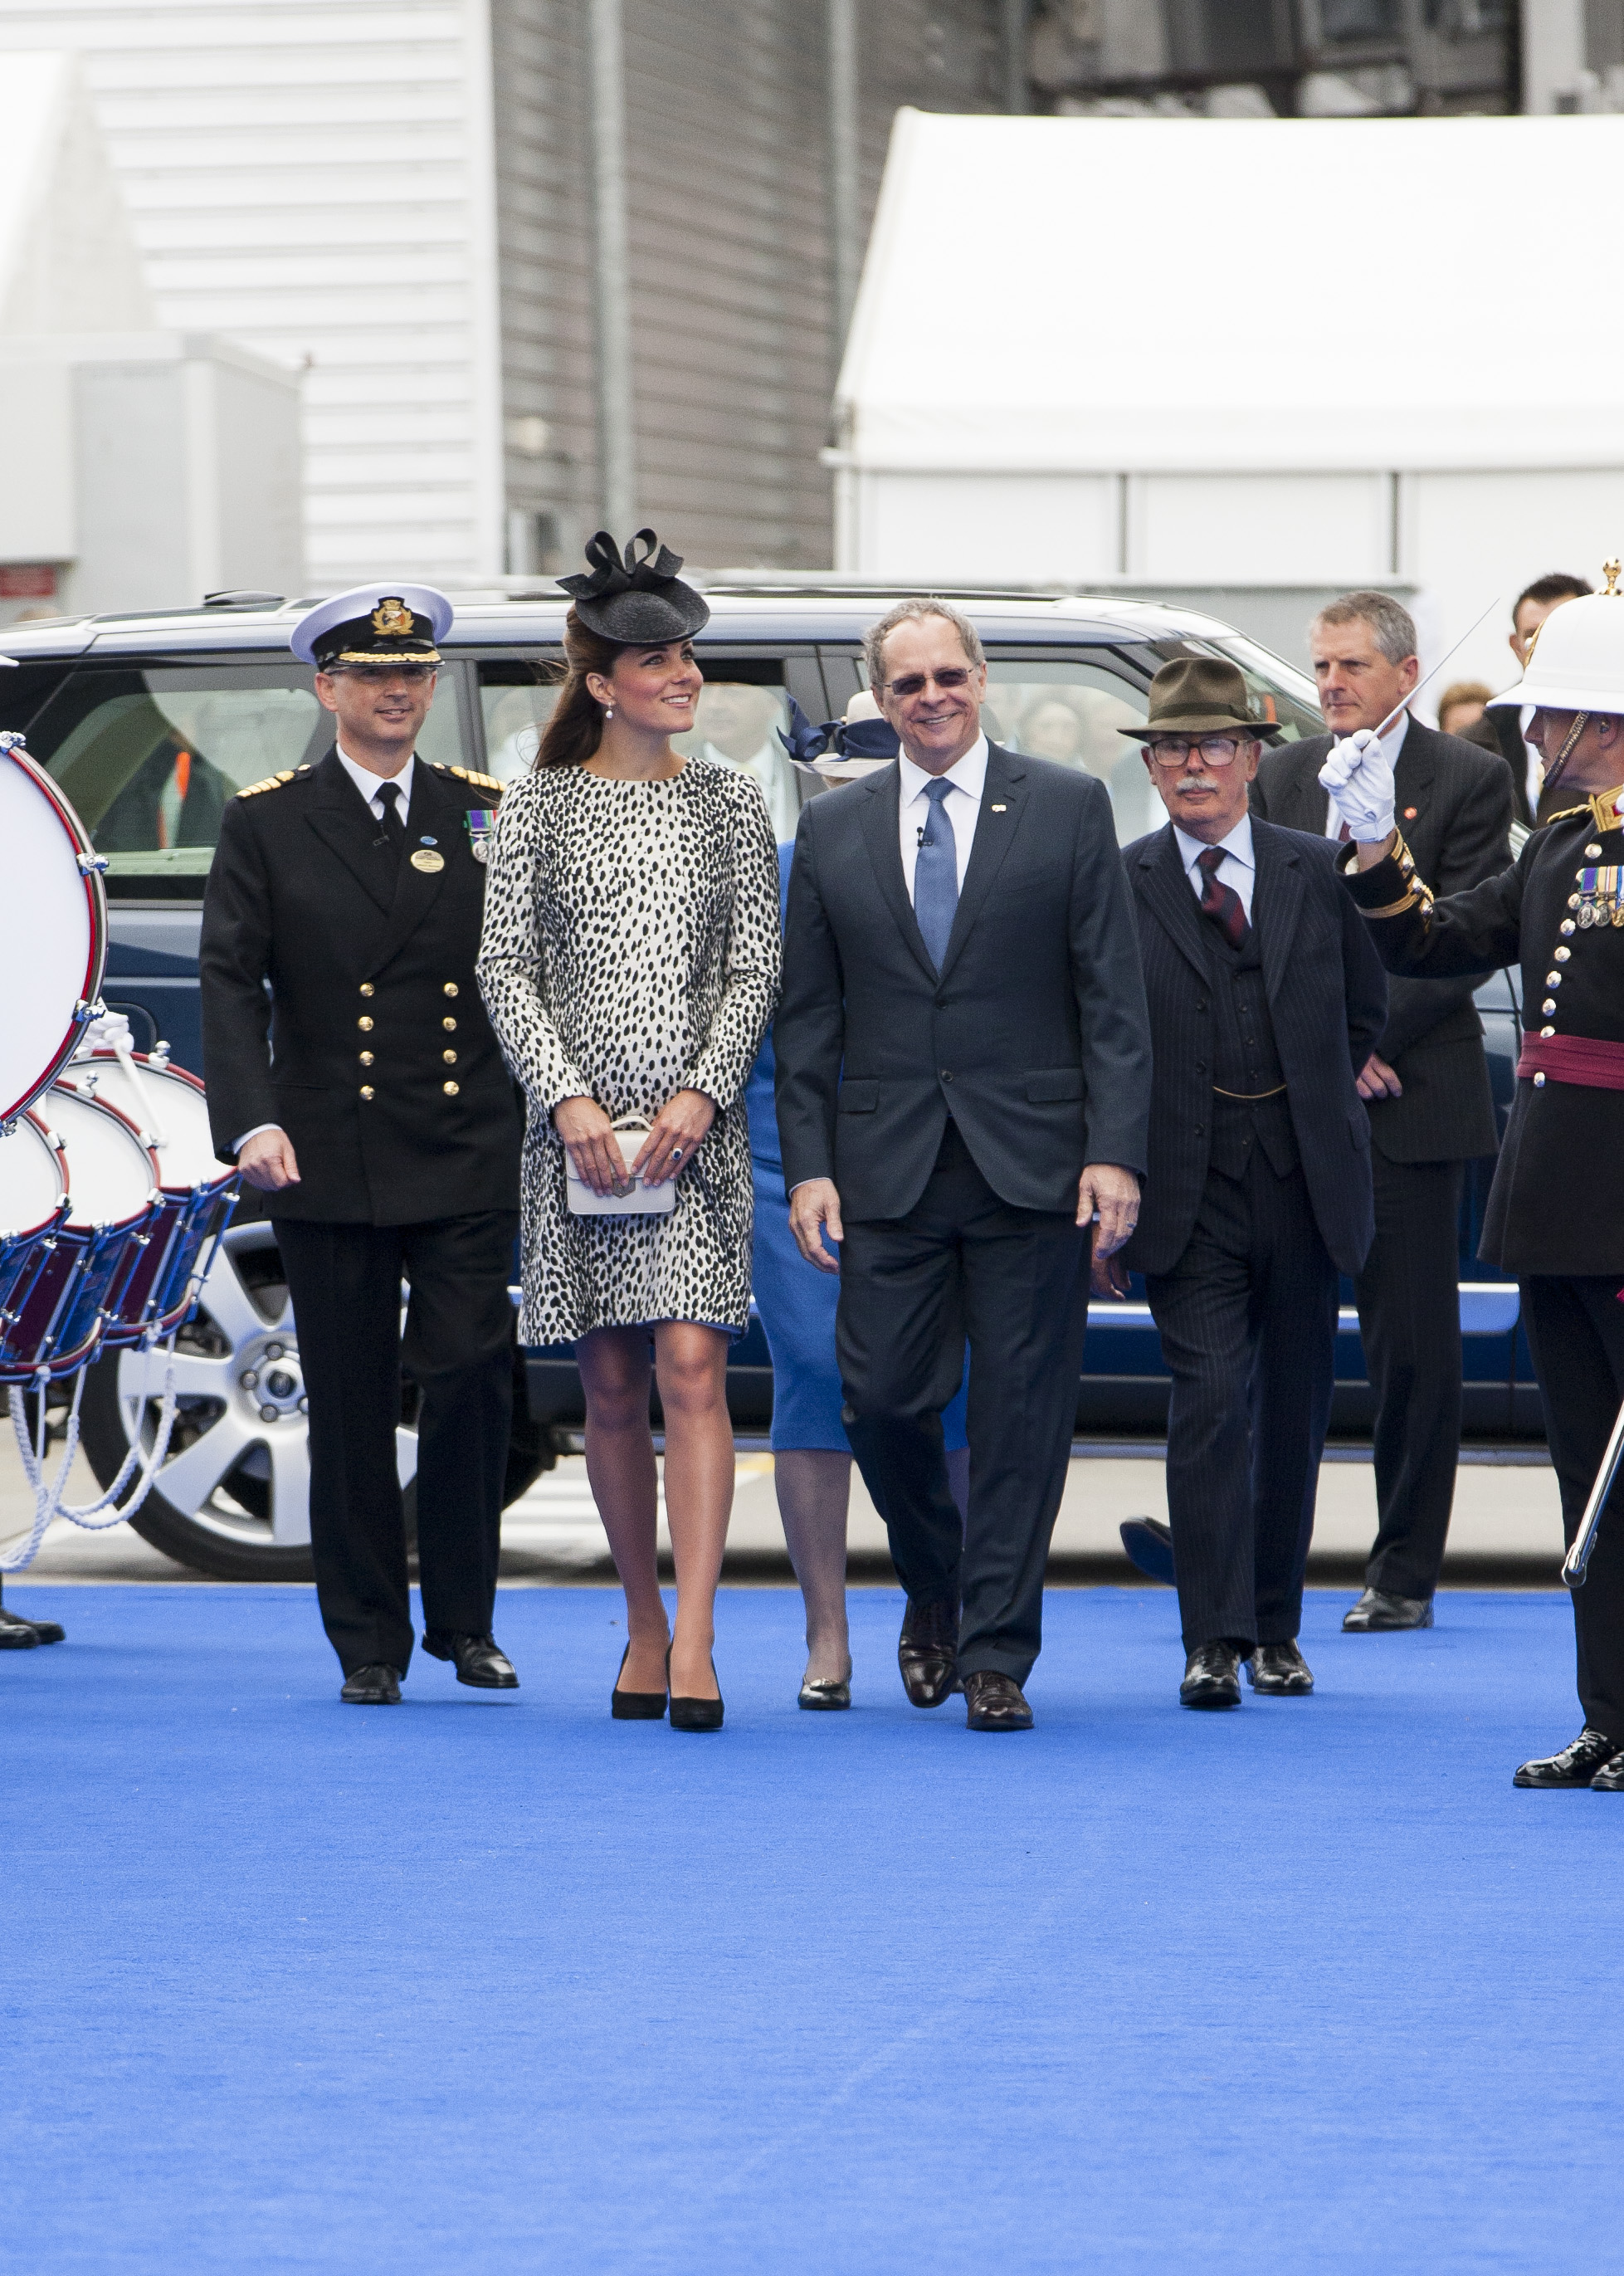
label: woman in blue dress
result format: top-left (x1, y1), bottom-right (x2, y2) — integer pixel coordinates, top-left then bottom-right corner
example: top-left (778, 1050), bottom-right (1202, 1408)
top-left (747, 841), bottom-right (968, 1709)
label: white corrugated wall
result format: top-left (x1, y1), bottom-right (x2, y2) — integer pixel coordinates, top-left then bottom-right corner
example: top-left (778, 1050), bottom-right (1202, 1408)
top-left (0, 0), bottom-right (503, 591)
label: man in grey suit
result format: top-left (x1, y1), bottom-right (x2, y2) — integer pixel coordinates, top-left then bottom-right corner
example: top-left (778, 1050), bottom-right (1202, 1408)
top-left (1252, 593), bottom-right (1512, 1630)
top-left (1105, 659), bottom-right (1387, 1708)
top-left (774, 599), bottom-right (1152, 1731)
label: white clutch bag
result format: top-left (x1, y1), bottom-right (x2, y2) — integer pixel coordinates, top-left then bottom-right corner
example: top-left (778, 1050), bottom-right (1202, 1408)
top-left (565, 1116), bottom-right (677, 1216)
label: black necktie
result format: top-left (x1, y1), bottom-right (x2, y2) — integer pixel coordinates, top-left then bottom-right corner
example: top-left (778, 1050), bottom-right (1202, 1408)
top-left (374, 779), bottom-right (405, 860)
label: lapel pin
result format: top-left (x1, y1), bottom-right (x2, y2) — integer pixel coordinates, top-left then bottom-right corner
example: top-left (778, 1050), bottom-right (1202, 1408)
top-left (990, 803), bottom-right (1007, 813)
top-left (418, 834), bottom-right (437, 846)
top-left (410, 847), bottom-right (445, 873)
top-left (1403, 807), bottom-right (1418, 820)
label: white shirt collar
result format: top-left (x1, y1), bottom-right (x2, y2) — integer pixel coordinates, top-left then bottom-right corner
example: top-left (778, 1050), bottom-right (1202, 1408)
top-left (899, 732), bottom-right (988, 804)
top-left (335, 740), bottom-right (414, 814)
top-left (1173, 808), bottom-right (1255, 876)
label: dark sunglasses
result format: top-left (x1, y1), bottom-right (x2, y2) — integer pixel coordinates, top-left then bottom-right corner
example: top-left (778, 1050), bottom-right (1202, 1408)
top-left (883, 666), bottom-right (978, 699)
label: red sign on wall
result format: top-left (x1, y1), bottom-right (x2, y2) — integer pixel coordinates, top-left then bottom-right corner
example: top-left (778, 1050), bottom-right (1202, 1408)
top-left (0, 565), bottom-right (57, 599)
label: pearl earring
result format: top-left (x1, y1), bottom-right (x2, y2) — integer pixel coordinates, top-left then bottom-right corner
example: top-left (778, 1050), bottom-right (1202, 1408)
top-left (604, 706), bottom-right (614, 720)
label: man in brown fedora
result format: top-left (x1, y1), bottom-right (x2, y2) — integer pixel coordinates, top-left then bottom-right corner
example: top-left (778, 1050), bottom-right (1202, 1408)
top-left (1096, 658), bottom-right (1387, 1708)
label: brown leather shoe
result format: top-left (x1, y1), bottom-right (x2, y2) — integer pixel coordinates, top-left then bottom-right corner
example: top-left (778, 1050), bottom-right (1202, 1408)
top-left (963, 1670), bottom-right (1033, 1731)
top-left (898, 1596), bottom-right (959, 1709)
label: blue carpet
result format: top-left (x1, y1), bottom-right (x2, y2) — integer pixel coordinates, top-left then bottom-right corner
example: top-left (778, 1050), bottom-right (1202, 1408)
top-left (2, 1585), bottom-right (1621, 2274)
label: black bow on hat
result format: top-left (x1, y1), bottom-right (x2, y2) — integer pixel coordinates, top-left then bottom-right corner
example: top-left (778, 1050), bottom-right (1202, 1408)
top-left (558, 528), bottom-right (711, 645)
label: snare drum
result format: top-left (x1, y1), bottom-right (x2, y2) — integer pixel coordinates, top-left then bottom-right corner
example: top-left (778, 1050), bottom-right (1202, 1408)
top-left (12, 1085), bottom-right (162, 1377)
top-left (0, 1113), bottom-right (71, 1383)
top-left (0, 734), bottom-right (106, 1126)
top-left (66, 1053), bottom-right (237, 1336)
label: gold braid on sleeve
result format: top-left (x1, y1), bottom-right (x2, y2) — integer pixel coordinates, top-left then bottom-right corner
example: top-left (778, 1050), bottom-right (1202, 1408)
top-left (1358, 829), bottom-right (1436, 925)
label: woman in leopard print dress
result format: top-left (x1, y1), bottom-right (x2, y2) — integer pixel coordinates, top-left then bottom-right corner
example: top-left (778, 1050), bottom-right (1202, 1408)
top-left (477, 535), bottom-right (780, 1728)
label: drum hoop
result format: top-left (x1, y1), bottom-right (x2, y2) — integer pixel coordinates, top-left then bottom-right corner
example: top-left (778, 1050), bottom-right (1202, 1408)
top-left (0, 1111), bottom-right (70, 1246)
top-left (1, 741), bottom-right (109, 1126)
top-left (79, 1049), bottom-right (233, 1195)
top-left (46, 1078), bottom-right (163, 1233)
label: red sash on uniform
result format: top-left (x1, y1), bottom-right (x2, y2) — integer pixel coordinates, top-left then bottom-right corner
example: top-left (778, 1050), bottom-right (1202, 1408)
top-left (1516, 1033), bottom-right (1624, 1091)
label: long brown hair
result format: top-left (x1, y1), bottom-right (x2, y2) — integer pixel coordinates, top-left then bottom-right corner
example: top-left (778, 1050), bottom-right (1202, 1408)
top-left (534, 608), bottom-right (626, 769)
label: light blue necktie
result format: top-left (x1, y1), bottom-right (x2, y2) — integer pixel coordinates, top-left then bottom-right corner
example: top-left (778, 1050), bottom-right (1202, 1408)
top-left (913, 777), bottom-right (958, 971)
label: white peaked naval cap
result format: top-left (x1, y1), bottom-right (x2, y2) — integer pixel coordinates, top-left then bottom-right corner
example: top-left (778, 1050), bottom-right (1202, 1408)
top-left (1490, 573), bottom-right (1624, 716)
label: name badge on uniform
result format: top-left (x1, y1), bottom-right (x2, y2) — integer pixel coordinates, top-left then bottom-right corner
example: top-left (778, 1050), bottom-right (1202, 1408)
top-left (465, 809), bottom-right (497, 865)
top-left (1576, 866), bottom-right (1623, 927)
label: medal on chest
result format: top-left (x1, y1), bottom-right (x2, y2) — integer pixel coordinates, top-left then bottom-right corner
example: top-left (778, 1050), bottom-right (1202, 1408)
top-left (1574, 864), bottom-right (1624, 927)
top-left (465, 808), bottom-right (497, 864)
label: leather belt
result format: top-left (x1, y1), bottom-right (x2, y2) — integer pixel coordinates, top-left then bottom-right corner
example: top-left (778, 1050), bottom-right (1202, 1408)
top-left (1212, 1083), bottom-right (1287, 1101)
top-left (1515, 1033), bottom-right (1624, 1092)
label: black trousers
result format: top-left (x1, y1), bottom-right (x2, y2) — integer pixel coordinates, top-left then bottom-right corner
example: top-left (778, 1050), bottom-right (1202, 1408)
top-left (1354, 1152), bottom-right (1464, 1600)
top-left (1520, 1275), bottom-right (1624, 1746)
top-left (276, 1211), bottom-right (518, 1678)
top-left (1145, 1153), bottom-right (1339, 1653)
top-left (836, 1121), bottom-right (1089, 1686)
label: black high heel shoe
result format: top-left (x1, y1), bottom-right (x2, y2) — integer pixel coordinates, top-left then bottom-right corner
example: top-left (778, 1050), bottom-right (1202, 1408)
top-left (667, 1644), bottom-right (724, 1732)
top-left (611, 1641), bottom-right (668, 1721)
top-left (797, 1676), bottom-right (851, 1711)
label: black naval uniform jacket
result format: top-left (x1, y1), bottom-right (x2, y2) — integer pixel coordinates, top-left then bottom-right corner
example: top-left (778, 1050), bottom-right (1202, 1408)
top-left (1340, 789), bottom-right (1624, 1276)
top-left (1252, 720), bottom-right (1510, 1164)
top-left (199, 750), bottom-right (522, 1225)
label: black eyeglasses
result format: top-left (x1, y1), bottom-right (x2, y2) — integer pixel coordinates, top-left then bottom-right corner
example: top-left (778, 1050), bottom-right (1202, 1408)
top-left (882, 666), bottom-right (978, 699)
top-left (1146, 735), bottom-right (1246, 767)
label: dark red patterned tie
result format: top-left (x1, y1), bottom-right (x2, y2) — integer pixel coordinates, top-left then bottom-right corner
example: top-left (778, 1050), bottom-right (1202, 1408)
top-left (1196, 845), bottom-right (1251, 950)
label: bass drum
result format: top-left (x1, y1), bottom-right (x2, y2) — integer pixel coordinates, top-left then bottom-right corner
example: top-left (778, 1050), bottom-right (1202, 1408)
top-left (0, 733), bottom-right (106, 1124)
top-left (76, 1206), bottom-right (555, 1580)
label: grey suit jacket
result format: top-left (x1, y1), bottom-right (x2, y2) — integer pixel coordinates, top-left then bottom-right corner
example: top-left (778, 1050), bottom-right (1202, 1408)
top-left (773, 742), bottom-right (1152, 1221)
top-left (1119, 819), bottom-right (1387, 1279)
top-left (1251, 719), bottom-right (1509, 1163)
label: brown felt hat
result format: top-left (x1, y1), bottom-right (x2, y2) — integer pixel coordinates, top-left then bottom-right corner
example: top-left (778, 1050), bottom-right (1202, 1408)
top-left (1118, 657), bottom-right (1271, 740)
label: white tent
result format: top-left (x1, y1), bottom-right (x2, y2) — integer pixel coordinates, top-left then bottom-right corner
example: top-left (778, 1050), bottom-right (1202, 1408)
top-left (832, 110), bottom-right (1624, 694)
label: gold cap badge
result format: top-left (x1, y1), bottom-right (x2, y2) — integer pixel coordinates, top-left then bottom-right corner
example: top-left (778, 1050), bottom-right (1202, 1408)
top-left (372, 596), bottom-right (416, 636)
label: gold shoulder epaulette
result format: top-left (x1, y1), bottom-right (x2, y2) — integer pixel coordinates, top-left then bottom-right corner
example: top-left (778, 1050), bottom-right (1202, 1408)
top-left (237, 764), bottom-right (312, 799)
top-left (435, 762), bottom-right (504, 796)
top-left (1542, 787), bottom-right (1624, 833)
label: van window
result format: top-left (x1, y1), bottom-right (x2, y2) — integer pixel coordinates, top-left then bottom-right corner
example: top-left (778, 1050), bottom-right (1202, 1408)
top-left (23, 663), bottom-right (465, 891)
top-left (983, 659), bottom-right (1156, 843)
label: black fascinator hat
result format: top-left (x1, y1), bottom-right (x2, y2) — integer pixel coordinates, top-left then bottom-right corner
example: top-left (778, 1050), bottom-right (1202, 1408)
top-left (558, 529), bottom-right (710, 644)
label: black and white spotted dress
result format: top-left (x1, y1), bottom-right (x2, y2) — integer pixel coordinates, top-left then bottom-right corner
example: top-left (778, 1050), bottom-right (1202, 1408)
top-left (476, 757), bottom-right (782, 1343)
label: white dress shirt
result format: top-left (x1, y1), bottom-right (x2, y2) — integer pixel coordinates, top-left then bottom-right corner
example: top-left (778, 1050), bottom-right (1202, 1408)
top-left (899, 733), bottom-right (988, 899)
top-left (336, 741), bottom-right (414, 823)
top-left (1322, 712), bottom-right (1408, 838)
top-left (234, 745), bottom-right (416, 1151)
top-left (1173, 811), bottom-right (1256, 922)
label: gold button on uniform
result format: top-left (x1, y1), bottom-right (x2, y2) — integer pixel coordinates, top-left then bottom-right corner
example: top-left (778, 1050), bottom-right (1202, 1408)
top-left (1586, 844), bottom-right (1604, 858)
top-left (443, 983), bottom-right (459, 998)
top-left (1534, 1072), bottom-right (1547, 1087)
top-left (443, 1081), bottom-right (460, 1096)
top-left (359, 982), bottom-right (375, 998)
top-left (443, 1049), bottom-right (457, 1065)
top-left (360, 1085), bottom-right (375, 1101)
top-left (442, 1017), bottom-right (456, 1031)
top-left (358, 1014), bottom-right (374, 1031)
top-left (1555, 946), bottom-right (1572, 963)
top-left (359, 1050), bottom-right (374, 1066)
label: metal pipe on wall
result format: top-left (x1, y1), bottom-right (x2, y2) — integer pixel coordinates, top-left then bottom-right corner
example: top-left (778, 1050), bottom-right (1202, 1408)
top-left (1002, 0), bottom-right (1029, 114)
top-left (827, 0), bottom-right (861, 365)
top-left (588, 0), bottom-right (636, 535)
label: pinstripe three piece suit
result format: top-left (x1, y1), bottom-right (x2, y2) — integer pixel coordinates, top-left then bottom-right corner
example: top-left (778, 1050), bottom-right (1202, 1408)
top-left (1119, 818), bottom-right (1388, 1653)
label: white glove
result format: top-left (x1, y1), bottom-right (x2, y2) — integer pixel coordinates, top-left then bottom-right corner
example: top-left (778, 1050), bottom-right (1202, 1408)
top-left (72, 1008), bottom-right (136, 1061)
top-left (1318, 729), bottom-right (1396, 844)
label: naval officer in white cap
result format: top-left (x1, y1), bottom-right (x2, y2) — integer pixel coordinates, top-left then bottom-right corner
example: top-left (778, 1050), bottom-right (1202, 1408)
top-left (199, 586), bottom-right (523, 1703)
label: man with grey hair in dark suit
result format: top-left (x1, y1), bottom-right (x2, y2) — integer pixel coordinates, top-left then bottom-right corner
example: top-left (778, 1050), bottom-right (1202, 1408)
top-left (1252, 591), bottom-right (1512, 1632)
top-left (774, 597), bottom-right (1153, 1732)
top-left (1106, 658), bottom-right (1387, 1708)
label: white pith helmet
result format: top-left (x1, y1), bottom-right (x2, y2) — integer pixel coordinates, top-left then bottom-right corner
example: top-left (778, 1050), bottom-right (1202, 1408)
top-left (1490, 562), bottom-right (1624, 715)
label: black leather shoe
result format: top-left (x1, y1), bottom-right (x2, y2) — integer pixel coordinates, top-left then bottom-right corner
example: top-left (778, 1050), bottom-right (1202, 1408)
top-left (798, 1677), bottom-right (851, 1711)
top-left (1586, 1749), bottom-right (1624, 1790)
top-left (1119, 1517), bottom-right (1176, 1587)
top-left (422, 1630), bottom-right (519, 1688)
top-left (898, 1596), bottom-right (959, 1709)
top-left (963, 1670), bottom-right (1033, 1731)
top-left (0, 1604), bottom-right (64, 1646)
top-left (668, 1647), bottom-right (724, 1731)
top-left (1343, 1587), bottom-right (1434, 1632)
top-left (1514, 1727), bottom-right (1621, 1788)
top-left (341, 1663), bottom-right (402, 1705)
top-left (611, 1641), bottom-right (667, 1721)
top-left (1246, 1640), bottom-right (1314, 1695)
top-left (1180, 1642), bottom-right (1242, 1709)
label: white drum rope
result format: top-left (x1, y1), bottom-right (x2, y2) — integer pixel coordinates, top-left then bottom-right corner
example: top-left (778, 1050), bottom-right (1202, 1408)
top-left (3, 1335), bottom-right (182, 1570)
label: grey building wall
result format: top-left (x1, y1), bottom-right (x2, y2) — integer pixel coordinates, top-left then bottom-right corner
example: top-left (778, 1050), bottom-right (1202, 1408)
top-left (491, 1), bottom-right (1010, 574)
